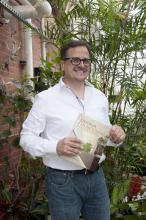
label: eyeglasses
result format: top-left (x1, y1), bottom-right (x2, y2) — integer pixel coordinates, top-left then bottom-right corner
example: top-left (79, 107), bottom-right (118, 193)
top-left (64, 57), bottom-right (91, 66)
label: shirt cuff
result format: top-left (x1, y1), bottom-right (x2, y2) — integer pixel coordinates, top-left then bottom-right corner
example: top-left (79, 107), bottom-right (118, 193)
top-left (106, 139), bottom-right (123, 147)
top-left (43, 139), bottom-right (58, 155)
top-left (20, 135), bottom-right (58, 157)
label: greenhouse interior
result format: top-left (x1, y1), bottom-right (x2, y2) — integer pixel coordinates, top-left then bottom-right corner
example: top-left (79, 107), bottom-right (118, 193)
top-left (0, 0), bottom-right (146, 219)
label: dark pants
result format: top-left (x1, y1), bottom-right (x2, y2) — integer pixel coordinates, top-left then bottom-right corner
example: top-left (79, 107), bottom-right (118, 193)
top-left (45, 167), bottom-right (110, 220)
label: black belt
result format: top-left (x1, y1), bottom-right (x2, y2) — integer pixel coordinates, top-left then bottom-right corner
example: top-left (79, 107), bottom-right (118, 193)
top-left (48, 166), bottom-right (100, 175)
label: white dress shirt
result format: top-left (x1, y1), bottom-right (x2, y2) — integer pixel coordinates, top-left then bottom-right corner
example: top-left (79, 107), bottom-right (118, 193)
top-left (20, 78), bottom-right (111, 170)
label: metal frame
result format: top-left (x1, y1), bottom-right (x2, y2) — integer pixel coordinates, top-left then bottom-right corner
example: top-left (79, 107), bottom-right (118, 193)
top-left (0, 0), bottom-right (46, 38)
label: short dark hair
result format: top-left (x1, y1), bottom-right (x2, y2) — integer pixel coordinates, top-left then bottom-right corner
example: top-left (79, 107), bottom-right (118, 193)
top-left (60, 40), bottom-right (91, 60)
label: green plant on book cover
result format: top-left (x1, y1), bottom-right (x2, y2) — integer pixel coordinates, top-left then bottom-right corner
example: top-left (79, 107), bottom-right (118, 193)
top-left (83, 142), bottom-right (92, 152)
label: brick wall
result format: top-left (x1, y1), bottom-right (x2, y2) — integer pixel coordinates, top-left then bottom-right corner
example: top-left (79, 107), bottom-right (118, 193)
top-left (0, 1), bottom-right (42, 174)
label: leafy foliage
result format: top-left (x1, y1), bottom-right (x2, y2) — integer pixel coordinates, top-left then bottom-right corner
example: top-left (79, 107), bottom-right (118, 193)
top-left (0, 0), bottom-right (146, 219)
top-left (32, 54), bottom-right (62, 93)
top-left (44, 0), bottom-right (146, 218)
top-left (0, 155), bottom-right (48, 220)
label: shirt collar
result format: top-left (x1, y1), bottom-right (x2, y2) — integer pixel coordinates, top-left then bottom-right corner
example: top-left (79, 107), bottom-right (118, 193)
top-left (59, 77), bottom-right (93, 89)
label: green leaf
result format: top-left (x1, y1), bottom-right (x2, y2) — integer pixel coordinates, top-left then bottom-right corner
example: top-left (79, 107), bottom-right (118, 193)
top-left (111, 179), bottom-right (130, 206)
top-left (3, 116), bottom-right (16, 127)
top-left (83, 143), bottom-right (92, 152)
top-left (2, 129), bottom-right (11, 137)
top-left (53, 56), bottom-right (61, 64)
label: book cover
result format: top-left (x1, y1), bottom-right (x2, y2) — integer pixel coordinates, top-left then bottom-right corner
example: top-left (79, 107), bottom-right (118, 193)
top-left (61, 114), bottom-right (110, 170)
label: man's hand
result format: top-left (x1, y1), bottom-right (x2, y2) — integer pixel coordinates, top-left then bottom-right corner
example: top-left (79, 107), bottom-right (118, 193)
top-left (109, 125), bottom-right (126, 144)
top-left (56, 137), bottom-right (83, 156)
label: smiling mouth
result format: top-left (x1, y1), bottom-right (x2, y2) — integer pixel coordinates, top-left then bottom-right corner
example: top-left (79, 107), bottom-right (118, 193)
top-left (76, 71), bottom-right (86, 76)
top-left (77, 69), bottom-right (84, 72)
top-left (75, 68), bottom-right (87, 73)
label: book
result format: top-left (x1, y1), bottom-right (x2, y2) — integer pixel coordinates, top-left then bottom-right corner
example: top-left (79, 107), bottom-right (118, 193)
top-left (61, 114), bottom-right (110, 171)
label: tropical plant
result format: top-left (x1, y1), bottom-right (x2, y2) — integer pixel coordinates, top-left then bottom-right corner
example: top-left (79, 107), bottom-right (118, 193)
top-left (43, 0), bottom-right (146, 218)
top-left (44, 0), bottom-right (146, 129)
top-left (0, 76), bottom-right (49, 220)
top-left (32, 54), bottom-right (62, 92)
top-left (0, 75), bottom-right (33, 150)
top-left (0, 155), bottom-right (48, 220)
top-left (1, 0), bottom-right (146, 219)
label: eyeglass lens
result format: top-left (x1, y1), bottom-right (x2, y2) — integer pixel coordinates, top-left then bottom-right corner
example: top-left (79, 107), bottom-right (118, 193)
top-left (65, 57), bottom-right (91, 66)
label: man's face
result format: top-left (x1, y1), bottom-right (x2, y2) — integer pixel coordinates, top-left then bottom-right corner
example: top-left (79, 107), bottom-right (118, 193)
top-left (61, 46), bottom-right (91, 83)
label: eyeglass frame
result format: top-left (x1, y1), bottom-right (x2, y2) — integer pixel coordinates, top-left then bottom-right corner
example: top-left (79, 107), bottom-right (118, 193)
top-left (63, 57), bottom-right (92, 66)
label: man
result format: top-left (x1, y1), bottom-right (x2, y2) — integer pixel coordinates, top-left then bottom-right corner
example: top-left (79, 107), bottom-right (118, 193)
top-left (20, 40), bottom-right (126, 220)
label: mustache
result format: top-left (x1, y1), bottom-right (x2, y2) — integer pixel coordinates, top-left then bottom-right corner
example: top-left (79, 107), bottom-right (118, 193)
top-left (73, 66), bottom-right (89, 71)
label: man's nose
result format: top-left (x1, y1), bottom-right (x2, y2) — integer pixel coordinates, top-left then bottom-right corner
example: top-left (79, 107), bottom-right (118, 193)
top-left (79, 60), bottom-right (85, 67)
